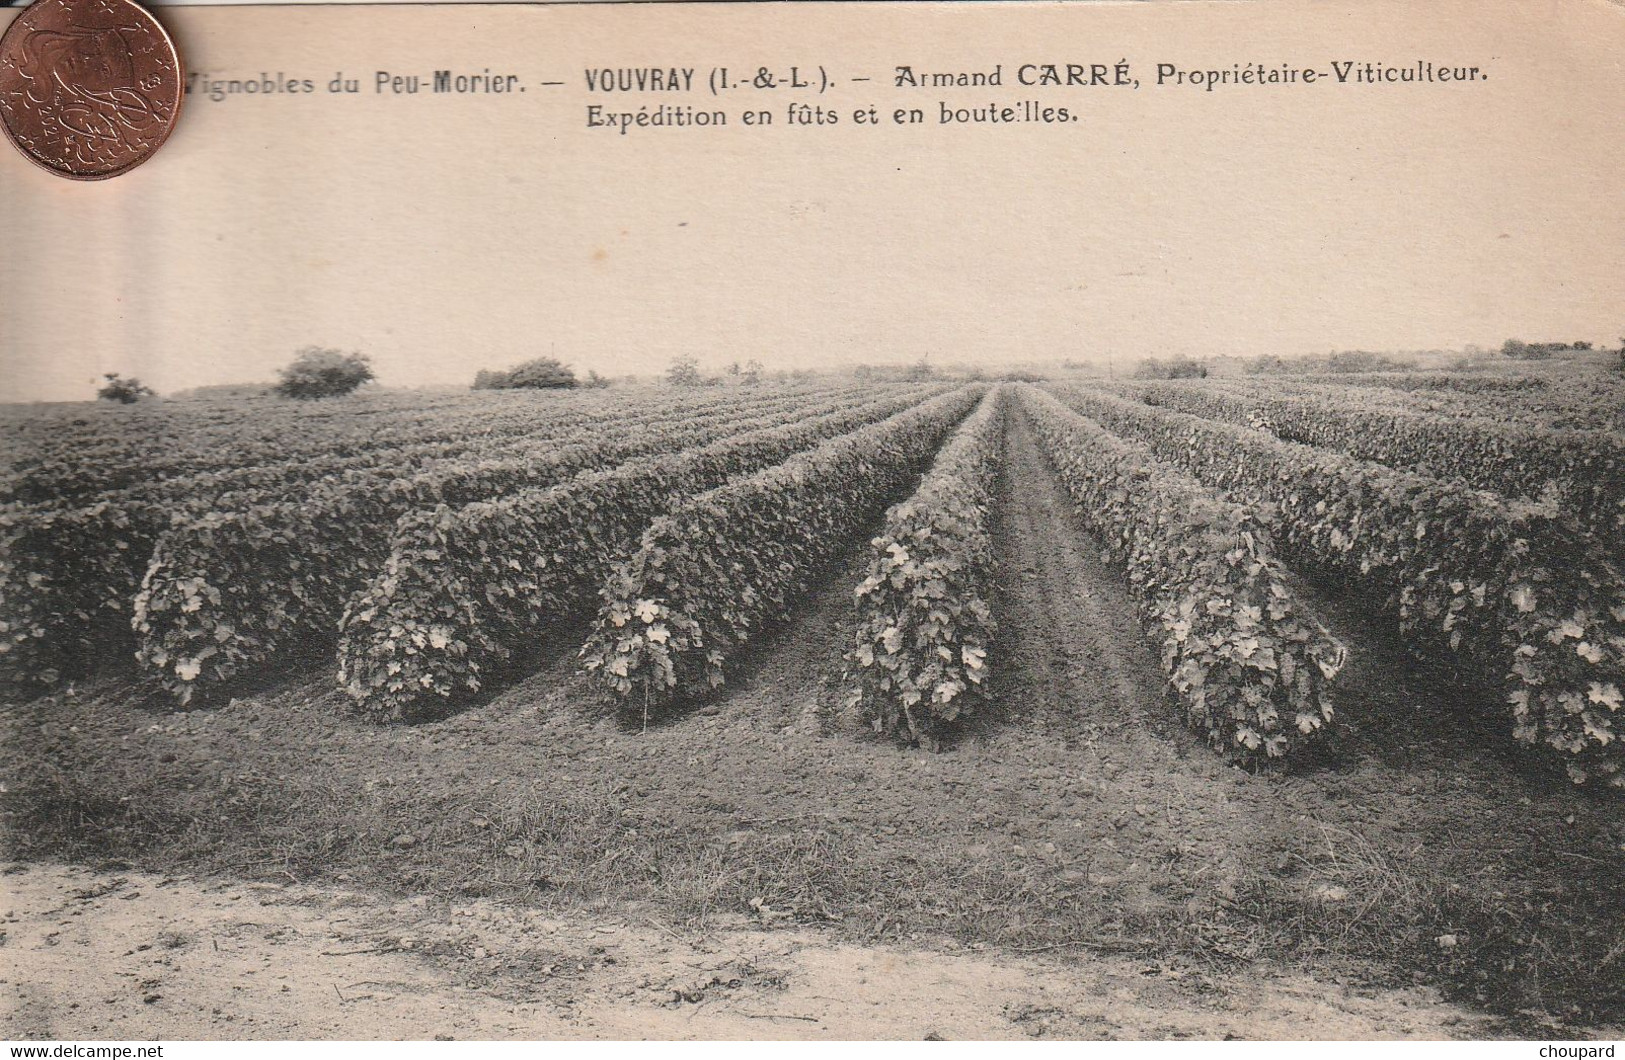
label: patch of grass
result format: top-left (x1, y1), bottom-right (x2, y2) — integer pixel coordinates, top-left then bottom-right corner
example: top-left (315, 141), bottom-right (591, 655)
top-left (4, 739), bottom-right (1159, 953)
top-left (7, 759), bottom-right (197, 859)
top-left (4, 687), bottom-right (1621, 1033)
top-left (1216, 821), bottom-right (1625, 1032)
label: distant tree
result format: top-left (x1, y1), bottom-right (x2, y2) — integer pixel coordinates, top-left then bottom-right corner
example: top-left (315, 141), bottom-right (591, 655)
top-left (1133, 355), bottom-right (1207, 379)
top-left (1573, 341), bottom-right (1592, 351)
top-left (506, 357), bottom-right (578, 389)
top-left (584, 370), bottom-right (612, 389)
top-left (666, 355), bottom-right (703, 387)
top-left (275, 347), bottom-right (374, 399)
top-left (472, 357), bottom-right (579, 390)
top-left (96, 373), bottom-right (155, 404)
top-left (740, 359), bottom-right (763, 386)
top-left (1501, 338), bottom-right (1551, 361)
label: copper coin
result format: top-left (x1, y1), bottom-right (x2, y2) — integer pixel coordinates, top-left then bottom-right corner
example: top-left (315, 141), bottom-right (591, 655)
top-left (0, 0), bottom-right (183, 180)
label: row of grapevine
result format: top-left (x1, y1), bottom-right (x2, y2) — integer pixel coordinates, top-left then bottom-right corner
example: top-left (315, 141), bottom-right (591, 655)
top-left (1131, 382), bottom-right (1625, 540)
top-left (1104, 374), bottom-right (1618, 434)
top-left (1292, 372), bottom-right (1551, 394)
top-left (845, 388), bottom-right (1006, 746)
top-left (1, 388), bottom-right (575, 506)
top-left (1022, 387), bottom-right (1345, 759)
top-left (1261, 373), bottom-right (1625, 433)
top-left (1047, 384), bottom-right (1625, 787)
top-left (133, 386), bottom-right (942, 701)
top-left (579, 385), bottom-right (987, 715)
top-left (4, 382), bottom-right (867, 513)
top-left (336, 387), bottom-right (961, 718)
top-left (1212, 378), bottom-right (1564, 429)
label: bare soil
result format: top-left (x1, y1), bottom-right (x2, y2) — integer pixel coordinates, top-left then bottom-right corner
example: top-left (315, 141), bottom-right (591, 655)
top-left (1, 862), bottom-right (1492, 1040)
top-left (3, 404), bottom-right (1623, 1039)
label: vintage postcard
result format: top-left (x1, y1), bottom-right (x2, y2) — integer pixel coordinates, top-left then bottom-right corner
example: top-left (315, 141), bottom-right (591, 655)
top-left (1, 0), bottom-right (1623, 1045)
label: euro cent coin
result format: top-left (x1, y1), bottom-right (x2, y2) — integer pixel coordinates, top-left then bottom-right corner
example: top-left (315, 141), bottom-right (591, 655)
top-left (0, 0), bottom-right (184, 180)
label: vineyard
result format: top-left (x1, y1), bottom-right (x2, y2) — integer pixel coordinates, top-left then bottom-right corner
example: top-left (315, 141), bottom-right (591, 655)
top-left (4, 368), bottom-right (1625, 1031)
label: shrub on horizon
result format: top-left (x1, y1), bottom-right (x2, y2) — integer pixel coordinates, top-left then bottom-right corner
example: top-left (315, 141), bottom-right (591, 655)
top-left (274, 347), bottom-right (375, 399)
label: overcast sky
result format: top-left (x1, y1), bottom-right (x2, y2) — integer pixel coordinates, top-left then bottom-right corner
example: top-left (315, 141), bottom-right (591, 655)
top-left (3, 0), bottom-right (1622, 402)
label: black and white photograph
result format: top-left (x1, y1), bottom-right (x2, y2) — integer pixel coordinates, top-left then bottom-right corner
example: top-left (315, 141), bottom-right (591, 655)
top-left (1, 0), bottom-right (1623, 1045)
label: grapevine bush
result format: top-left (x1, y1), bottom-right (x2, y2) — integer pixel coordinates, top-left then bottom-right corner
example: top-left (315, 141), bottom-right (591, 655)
top-left (846, 388), bottom-right (1006, 745)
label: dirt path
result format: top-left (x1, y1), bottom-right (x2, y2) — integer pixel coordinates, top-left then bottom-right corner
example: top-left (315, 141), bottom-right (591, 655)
top-left (978, 406), bottom-right (1260, 913)
top-left (985, 403), bottom-right (1174, 744)
top-left (1, 862), bottom-right (1497, 1040)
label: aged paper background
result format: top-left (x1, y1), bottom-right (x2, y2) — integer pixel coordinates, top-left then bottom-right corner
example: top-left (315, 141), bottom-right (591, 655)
top-left (1, 0), bottom-right (1622, 402)
top-left (3, 3), bottom-right (1625, 1043)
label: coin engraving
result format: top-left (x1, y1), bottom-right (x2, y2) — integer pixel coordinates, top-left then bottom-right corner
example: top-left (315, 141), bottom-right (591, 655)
top-left (0, 0), bottom-right (183, 180)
